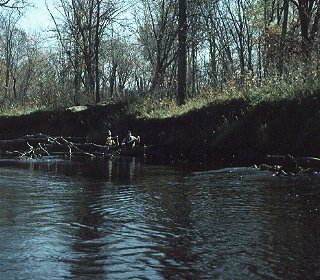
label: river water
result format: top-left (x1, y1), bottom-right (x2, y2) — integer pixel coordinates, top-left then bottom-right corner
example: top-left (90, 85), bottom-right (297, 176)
top-left (0, 157), bottom-right (319, 280)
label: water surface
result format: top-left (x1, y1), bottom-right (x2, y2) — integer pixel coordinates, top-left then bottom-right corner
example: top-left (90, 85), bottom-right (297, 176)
top-left (0, 157), bottom-right (319, 279)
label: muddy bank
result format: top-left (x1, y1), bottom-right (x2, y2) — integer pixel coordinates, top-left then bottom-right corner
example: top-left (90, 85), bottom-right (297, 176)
top-left (0, 95), bottom-right (320, 164)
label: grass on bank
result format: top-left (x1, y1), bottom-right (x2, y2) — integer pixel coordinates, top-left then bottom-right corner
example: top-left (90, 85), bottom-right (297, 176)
top-left (0, 105), bottom-right (50, 117)
top-left (128, 77), bottom-right (320, 120)
top-left (1, 76), bottom-right (319, 119)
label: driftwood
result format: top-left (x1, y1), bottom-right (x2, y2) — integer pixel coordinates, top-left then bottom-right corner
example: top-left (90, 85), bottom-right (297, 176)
top-left (0, 133), bottom-right (120, 159)
top-left (255, 154), bottom-right (320, 176)
top-left (267, 154), bottom-right (320, 169)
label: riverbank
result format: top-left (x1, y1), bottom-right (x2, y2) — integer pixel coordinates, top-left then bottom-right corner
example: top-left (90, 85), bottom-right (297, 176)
top-left (1, 82), bottom-right (320, 165)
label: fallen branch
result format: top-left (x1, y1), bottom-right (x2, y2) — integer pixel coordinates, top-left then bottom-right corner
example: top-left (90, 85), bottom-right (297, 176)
top-left (0, 133), bottom-right (146, 159)
top-left (0, 134), bottom-right (106, 159)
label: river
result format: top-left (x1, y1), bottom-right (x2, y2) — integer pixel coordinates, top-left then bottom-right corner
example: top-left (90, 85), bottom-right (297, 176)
top-left (0, 157), bottom-right (319, 279)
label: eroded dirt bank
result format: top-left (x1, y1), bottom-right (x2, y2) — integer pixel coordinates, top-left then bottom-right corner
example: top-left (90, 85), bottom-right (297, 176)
top-left (1, 95), bottom-right (320, 165)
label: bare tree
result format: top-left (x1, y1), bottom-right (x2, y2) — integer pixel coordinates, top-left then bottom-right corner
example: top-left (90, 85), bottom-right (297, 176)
top-left (48, 0), bottom-right (120, 104)
top-left (137, 0), bottom-right (179, 93)
top-left (0, 10), bottom-right (57, 109)
top-left (198, 0), bottom-right (219, 87)
top-left (0, 10), bottom-right (21, 100)
top-left (0, 0), bottom-right (11, 6)
top-left (0, 0), bottom-right (28, 9)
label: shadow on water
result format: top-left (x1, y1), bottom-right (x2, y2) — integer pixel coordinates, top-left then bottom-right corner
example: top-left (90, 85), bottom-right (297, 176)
top-left (67, 177), bottom-right (106, 278)
top-left (0, 156), bottom-right (144, 183)
top-left (0, 157), bottom-right (147, 279)
top-left (0, 158), bottom-right (320, 279)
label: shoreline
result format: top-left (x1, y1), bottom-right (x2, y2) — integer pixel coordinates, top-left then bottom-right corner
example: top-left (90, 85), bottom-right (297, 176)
top-left (0, 95), bottom-right (320, 166)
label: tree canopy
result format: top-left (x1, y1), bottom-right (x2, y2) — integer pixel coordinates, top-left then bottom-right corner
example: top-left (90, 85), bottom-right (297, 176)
top-left (0, 0), bottom-right (319, 112)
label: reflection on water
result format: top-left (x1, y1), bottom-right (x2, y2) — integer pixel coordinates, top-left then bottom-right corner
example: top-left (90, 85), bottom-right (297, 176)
top-left (0, 158), bottom-right (320, 279)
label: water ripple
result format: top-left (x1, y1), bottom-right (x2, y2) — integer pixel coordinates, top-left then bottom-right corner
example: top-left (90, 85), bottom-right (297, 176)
top-left (0, 160), bottom-right (320, 279)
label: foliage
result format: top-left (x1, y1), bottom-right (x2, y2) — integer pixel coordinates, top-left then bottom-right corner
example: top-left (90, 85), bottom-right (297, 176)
top-left (0, 0), bottom-right (319, 116)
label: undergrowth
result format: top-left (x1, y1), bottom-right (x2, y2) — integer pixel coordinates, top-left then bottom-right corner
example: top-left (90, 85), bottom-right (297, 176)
top-left (128, 77), bottom-right (320, 119)
top-left (1, 76), bottom-right (319, 119)
top-left (0, 104), bottom-right (49, 117)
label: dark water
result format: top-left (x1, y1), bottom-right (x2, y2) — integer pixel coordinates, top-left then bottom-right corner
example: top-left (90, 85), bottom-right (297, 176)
top-left (0, 157), bottom-right (319, 280)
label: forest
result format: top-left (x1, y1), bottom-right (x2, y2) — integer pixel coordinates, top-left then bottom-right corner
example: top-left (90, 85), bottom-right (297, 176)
top-left (0, 0), bottom-right (319, 118)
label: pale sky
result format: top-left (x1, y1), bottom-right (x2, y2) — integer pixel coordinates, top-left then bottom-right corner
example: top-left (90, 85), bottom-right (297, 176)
top-left (19, 0), bottom-right (55, 32)
top-left (17, 0), bottom-right (137, 47)
top-left (18, 0), bottom-right (134, 33)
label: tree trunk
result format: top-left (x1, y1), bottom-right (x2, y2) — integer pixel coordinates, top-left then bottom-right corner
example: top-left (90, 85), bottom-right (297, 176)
top-left (190, 34), bottom-right (197, 97)
top-left (278, 0), bottom-right (289, 75)
top-left (263, 0), bottom-right (269, 77)
top-left (74, 33), bottom-right (81, 105)
top-left (95, 0), bottom-right (101, 104)
top-left (177, 0), bottom-right (187, 106)
top-left (208, 37), bottom-right (217, 87)
top-left (109, 60), bottom-right (117, 98)
top-left (297, 1), bottom-right (312, 58)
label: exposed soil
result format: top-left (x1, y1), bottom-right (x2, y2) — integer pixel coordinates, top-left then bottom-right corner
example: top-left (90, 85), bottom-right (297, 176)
top-left (1, 94), bottom-right (320, 166)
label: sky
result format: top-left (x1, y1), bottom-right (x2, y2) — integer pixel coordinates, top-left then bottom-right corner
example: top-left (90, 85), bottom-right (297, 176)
top-left (16, 0), bottom-right (136, 48)
top-left (18, 0), bottom-right (135, 33)
top-left (19, 0), bottom-right (55, 32)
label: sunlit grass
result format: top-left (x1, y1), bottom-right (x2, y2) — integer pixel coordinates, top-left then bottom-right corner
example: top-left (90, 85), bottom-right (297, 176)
top-left (1, 76), bottom-right (319, 119)
top-left (128, 77), bottom-right (320, 119)
top-left (0, 104), bottom-right (50, 117)
top-left (127, 87), bottom-right (244, 119)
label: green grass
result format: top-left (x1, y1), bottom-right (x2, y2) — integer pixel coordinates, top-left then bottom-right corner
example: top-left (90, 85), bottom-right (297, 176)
top-left (128, 77), bottom-right (320, 120)
top-left (0, 104), bottom-right (50, 117)
top-left (1, 76), bottom-right (319, 119)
